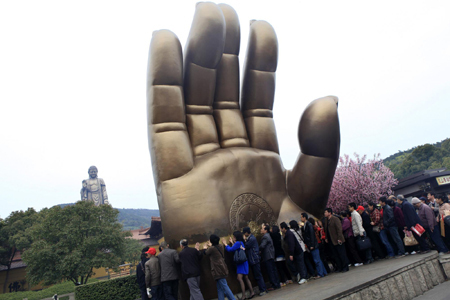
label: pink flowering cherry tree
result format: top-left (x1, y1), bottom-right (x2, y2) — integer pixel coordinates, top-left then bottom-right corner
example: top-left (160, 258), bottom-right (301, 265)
top-left (327, 153), bottom-right (398, 212)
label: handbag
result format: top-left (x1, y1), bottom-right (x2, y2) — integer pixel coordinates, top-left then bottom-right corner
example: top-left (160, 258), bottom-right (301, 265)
top-left (372, 225), bottom-right (381, 233)
top-left (445, 215), bottom-right (450, 227)
top-left (356, 236), bottom-right (372, 251)
top-left (293, 230), bottom-right (310, 252)
top-left (403, 230), bottom-right (418, 246)
top-left (233, 244), bottom-right (247, 264)
top-left (411, 224), bottom-right (425, 236)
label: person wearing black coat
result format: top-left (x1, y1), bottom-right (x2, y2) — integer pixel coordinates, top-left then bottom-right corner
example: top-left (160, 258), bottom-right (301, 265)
top-left (178, 239), bottom-right (204, 300)
top-left (396, 195), bottom-right (430, 253)
top-left (243, 227), bottom-right (267, 295)
top-left (136, 247), bottom-right (150, 300)
top-left (301, 214), bottom-right (327, 278)
top-left (382, 201), bottom-right (397, 228)
top-left (270, 226), bottom-right (292, 285)
top-left (380, 197), bottom-right (405, 256)
top-left (360, 208), bottom-right (385, 259)
top-left (280, 222), bottom-right (308, 284)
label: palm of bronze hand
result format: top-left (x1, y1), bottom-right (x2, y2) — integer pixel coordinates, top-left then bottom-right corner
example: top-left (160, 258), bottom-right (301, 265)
top-left (147, 3), bottom-right (340, 245)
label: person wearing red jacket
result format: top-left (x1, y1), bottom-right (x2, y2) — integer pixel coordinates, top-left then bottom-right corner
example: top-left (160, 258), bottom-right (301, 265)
top-left (370, 201), bottom-right (395, 258)
top-left (311, 218), bottom-right (332, 274)
top-left (358, 205), bottom-right (384, 260)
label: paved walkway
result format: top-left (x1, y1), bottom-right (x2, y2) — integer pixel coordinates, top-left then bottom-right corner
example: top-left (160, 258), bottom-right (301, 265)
top-left (40, 252), bottom-right (443, 300)
top-left (255, 251), bottom-right (439, 300)
top-left (413, 280), bottom-right (450, 300)
top-left (41, 293), bottom-right (74, 300)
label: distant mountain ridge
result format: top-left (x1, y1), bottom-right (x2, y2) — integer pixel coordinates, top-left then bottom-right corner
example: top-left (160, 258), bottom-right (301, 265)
top-left (383, 138), bottom-right (450, 179)
top-left (58, 203), bottom-right (159, 231)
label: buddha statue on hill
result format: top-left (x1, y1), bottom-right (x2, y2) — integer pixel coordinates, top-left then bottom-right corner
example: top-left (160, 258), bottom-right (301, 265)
top-left (81, 166), bottom-right (109, 206)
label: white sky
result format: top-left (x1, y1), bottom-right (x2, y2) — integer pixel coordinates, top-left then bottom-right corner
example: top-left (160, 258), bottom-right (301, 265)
top-left (1, 0), bottom-right (449, 218)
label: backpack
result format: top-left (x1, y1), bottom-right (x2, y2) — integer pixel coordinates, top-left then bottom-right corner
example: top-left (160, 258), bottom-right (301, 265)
top-left (233, 243), bottom-right (247, 264)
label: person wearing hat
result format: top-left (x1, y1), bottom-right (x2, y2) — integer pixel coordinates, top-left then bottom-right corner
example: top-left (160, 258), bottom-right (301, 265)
top-left (348, 203), bottom-right (373, 264)
top-left (412, 197), bottom-right (450, 255)
top-left (397, 195), bottom-right (430, 254)
top-left (145, 247), bottom-right (163, 300)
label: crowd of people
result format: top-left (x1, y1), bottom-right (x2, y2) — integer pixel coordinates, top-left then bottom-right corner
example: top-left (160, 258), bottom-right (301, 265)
top-left (136, 191), bottom-right (450, 300)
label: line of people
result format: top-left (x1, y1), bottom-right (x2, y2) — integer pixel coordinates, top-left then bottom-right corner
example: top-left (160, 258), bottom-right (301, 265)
top-left (135, 192), bottom-right (450, 300)
top-left (136, 213), bottom-right (331, 300)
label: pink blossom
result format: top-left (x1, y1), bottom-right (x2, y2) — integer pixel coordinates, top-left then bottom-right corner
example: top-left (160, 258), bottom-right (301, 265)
top-left (328, 153), bottom-right (398, 212)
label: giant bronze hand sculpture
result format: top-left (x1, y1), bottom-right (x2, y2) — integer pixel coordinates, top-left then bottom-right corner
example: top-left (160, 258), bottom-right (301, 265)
top-left (147, 3), bottom-right (340, 247)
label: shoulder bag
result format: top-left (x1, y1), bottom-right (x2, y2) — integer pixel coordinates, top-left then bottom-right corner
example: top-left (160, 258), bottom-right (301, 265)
top-left (233, 243), bottom-right (247, 264)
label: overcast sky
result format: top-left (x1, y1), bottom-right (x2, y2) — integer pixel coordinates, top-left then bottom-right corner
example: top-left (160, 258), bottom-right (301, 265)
top-left (1, 0), bottom-right (449, 218)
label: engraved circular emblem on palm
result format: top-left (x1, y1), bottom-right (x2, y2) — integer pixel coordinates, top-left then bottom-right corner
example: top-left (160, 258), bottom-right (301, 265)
top-left (147, 3), bottom-right (341, 245)
top-left (230, 193), bottom-right (277, 231)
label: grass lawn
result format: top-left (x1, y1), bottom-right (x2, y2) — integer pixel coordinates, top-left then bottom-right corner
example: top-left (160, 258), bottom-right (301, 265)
top-left (0, 279), bottom-right (98, 300)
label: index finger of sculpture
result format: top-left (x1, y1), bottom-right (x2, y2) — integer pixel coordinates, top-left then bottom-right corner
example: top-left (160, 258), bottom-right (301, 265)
top-left (184, 2), bottom-right (226, 156)
top-left (241, 21), bottom-right (279, 153)
top-left (213, 4), bottom-right (249, 148)
top-left (147, 30), bottom-right (193, 183)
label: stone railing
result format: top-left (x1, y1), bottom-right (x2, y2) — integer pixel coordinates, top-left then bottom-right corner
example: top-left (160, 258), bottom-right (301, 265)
top-left (332, 252), bottom-right (446, 300)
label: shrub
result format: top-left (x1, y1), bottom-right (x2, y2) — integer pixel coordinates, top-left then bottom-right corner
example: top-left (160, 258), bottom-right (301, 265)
top-left (0, 279), bottom-right (98, 300)
top-left (75, 275), bottom-right (139, 300)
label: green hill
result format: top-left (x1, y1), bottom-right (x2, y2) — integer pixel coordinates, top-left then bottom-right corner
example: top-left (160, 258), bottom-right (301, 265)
top-left (117, 208), bottom-right (159, 231)
top-left (58, 204), bottom-right (159, 230)
top-left (384, 138), bottom-right (450, 179)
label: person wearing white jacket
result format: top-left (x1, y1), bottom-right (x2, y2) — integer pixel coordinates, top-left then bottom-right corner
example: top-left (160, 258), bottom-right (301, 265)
top-left (348, 203), bottom-right (374, 264)
top-left (349, 205), bottom-right (365, 236)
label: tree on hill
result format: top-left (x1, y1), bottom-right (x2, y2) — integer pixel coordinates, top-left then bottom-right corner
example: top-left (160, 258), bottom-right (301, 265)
top-left (328, 153), bottom-right (398, 212)
top-left (22, 201), bottom-right (129, 286)
top-left (385, 138), bottom-right (450, 179)
top-left (121, 238), bottom-right (145, 266)
top-left (58, 204), bottom-right (160, 231)
top-left (0, 208), bottom-right (38, 293)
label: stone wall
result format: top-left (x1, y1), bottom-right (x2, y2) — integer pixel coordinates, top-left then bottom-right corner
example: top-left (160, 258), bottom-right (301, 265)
top-left (438, 254), bottom-right (450, 279)
top-left (332, 253), bottom-right (446, 300)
